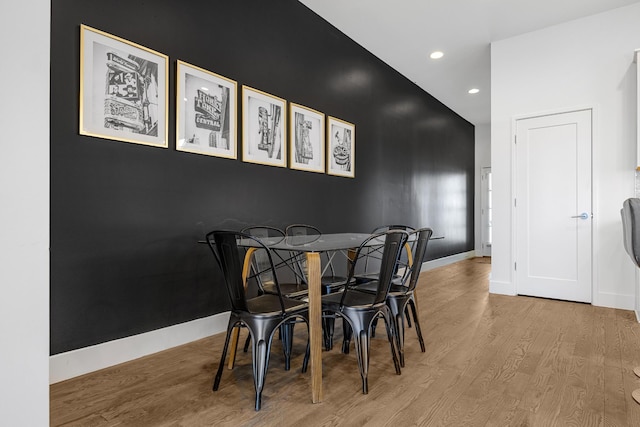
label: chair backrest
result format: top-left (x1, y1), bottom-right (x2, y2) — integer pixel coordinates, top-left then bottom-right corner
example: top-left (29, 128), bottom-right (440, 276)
top-left (403, 228), bottom-right (433, 292)
top-left (241, 225), bottom-right (286, 243)
top-left (621, 198), bottom-right (640, 269)
top-left (370, 224), bottom-right (416, 233)
top-left (362, 224), bottom-right (415, 274)
top-left (206, 230), bottom-right (286, 313)
top-left (343, 230), bottom-right (409, 306)
top-left (285, 224), bottom-right (325, 279)
top-left (241, 226), bottom-right (286, 289)
top-left (286, 224), bottom-right (321, 236)
top-left (285, 224), bottom-right (322, 246)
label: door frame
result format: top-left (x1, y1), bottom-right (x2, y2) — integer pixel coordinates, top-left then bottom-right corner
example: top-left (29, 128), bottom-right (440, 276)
top-left (480, 167), bottom-right (492, 257)
top-left (510, 105), bottom-right (599, 304)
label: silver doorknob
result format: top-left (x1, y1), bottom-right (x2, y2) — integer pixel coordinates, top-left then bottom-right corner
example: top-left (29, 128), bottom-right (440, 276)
top-left (571, 212), bottom-right (589, 220)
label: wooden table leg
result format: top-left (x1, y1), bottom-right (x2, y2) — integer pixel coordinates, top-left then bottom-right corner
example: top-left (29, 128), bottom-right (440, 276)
top-left (306, 252), bottom-right (323, 403)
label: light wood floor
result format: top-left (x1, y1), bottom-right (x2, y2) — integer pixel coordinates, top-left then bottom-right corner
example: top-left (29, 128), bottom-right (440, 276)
top-left (51, 258), bottom-right (640, 426)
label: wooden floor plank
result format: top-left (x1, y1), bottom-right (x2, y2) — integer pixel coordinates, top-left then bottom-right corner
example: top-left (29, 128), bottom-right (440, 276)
top-left (50, 258), bottom-right (640, 426)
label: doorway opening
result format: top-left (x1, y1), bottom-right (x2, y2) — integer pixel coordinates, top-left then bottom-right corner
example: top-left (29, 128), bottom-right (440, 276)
top-left (481, 167), bottom-right (492, 257)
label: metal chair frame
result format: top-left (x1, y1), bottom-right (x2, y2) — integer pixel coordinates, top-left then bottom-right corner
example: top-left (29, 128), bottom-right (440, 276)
top-left (206, 230), bottom-right (310, 410)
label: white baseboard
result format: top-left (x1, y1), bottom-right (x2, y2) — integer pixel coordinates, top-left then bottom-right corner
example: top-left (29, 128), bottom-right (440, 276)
top-left (489, 280), bottom-right (516, 296)
top-left (422, 250), bottom-right (476, 271)
top-left (593, 292), bottom-right (634, 311)
top-left (49, 312), bottom-right (229, 384)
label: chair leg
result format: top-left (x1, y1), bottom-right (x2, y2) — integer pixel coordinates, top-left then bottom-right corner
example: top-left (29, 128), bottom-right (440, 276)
top-left (405, 305), bottom-right (412, 328)
top-left (251, 337), bottom-right (270, 411)
top-left (408, 299), bottom-right (426, 352)
top-left (280, 323), bottom-right (293, 371)
top-left (243, 334), bottom-right (251, 353)
top-left (394, 310), bottom-right (406, 367)
top-left (323, 315), bottom-right (335, 351)
top-left (342, 318), bottom-right (352, 354)
top-left (227, 326), bottom-right (241, 369)
top-left (213, 322), bottom-right (235, 391)
top-left (302, 337), bottom-right (310, 373)
top-left (370, 316), bottom-right (378, 337)
top-left (243, 317), bottom-right (281, 411)
top-left (381, 309), bottom-right (402, 375)
top-left (352, 328), bottom-right (370, 394)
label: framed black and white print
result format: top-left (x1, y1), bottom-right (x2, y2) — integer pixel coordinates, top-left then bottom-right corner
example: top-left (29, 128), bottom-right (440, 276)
top-left (176, 60), bottom-right (237, 159)
top-left (242, 86), bottom-right (287, 168)
top-left (79, 24), bottom-right (168, 148)
top-left (289, 103), bottom-right (325, 173)
top-left (327, 116), bottom-right (355, 178)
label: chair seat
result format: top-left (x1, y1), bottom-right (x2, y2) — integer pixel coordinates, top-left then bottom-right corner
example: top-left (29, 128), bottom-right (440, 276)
top-left (247, 294), bottom-right (308, 315)
top-left (355, 273), bottom-right (403, 286)
top-left (263, 279), bottom-right (346, 299)
top-left (322, 290), bottom-right (385, 310)
top-left (353, 281), bottom-right (409, 296)
top-left (262, 282), bottom-right (310, 299)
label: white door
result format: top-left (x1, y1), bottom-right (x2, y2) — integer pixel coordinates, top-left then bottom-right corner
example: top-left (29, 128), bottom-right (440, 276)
top-left (481, 167), bottom-right (492, 257)
top-left (515, 109), bottom-right (592, 303)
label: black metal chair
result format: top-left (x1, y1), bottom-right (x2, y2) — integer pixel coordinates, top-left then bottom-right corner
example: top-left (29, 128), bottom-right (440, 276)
top-left (206, 230), bottom-right (310, 411)
top-left (352, 227), bottom-right (433, 367)
top-left (241, 226), bottom-right (309, 363)
top-left (321, 230), bottom-right (408, 394)
top-left (351, 224), bottom-right (415, 339)
top-left (354, 224), bottom-right (416, 285)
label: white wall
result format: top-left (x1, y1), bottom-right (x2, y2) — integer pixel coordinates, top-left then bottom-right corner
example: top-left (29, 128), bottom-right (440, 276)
top-left (0, 0), bottom-right (50, 424)
top-left (475, 123), bottom-right (491, 254)
top-left (491, 3), bottom-right (640, 308)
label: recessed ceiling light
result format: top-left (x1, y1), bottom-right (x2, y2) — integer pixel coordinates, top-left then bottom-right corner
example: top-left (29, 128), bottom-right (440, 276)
top-left (468, 88), bottom-right (480, 94)
top-left (429, 51), bottom-right (444, 59)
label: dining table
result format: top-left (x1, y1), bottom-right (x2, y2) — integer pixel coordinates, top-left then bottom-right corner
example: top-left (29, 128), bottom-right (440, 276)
top-left (238, 232), bottom-right (374, 403)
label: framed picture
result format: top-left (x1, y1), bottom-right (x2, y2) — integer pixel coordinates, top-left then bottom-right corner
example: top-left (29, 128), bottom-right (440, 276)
top-left (79, 24), bottom-right (168, 148)
top-left (327, 116), bottom-right (355, 178)
top-left (176, 61), bottom-right (237, 158)
top-left (242, 86), bottom-right (287, 168)
top-left (289, 103), bottom-right (325, 173)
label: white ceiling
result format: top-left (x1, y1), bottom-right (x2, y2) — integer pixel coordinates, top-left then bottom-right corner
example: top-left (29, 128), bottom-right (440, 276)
top-left (299, 0), bottom-right (640, 126)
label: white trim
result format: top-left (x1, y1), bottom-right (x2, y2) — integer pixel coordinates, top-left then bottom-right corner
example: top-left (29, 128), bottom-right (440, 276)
top-left (490, 280), bottom-right (517, 295)
top-left (595, 292), bottom-right (634, 311)
top-left (2, 1), bottom-right (50, 424)
top-left (49, 312), bottom-right (229, 384)
top-left (421, 250), bottom-right (476, 272)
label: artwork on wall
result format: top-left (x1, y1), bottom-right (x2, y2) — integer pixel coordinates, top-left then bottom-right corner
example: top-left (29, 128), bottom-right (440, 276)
top-left (289, 103), bottom-right (325, 173)
top-left (242, 86), bottom-right (287, 168)
top-left (176, 61), bottom-right (237, 158)
top-left (327, 116), bottom-right (355, 178)
top-left (79, 24), bottom-right (168, 148)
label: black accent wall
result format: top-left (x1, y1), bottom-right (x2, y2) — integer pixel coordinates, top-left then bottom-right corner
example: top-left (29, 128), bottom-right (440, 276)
top-left (51, 0), bottom-right (475, 355)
